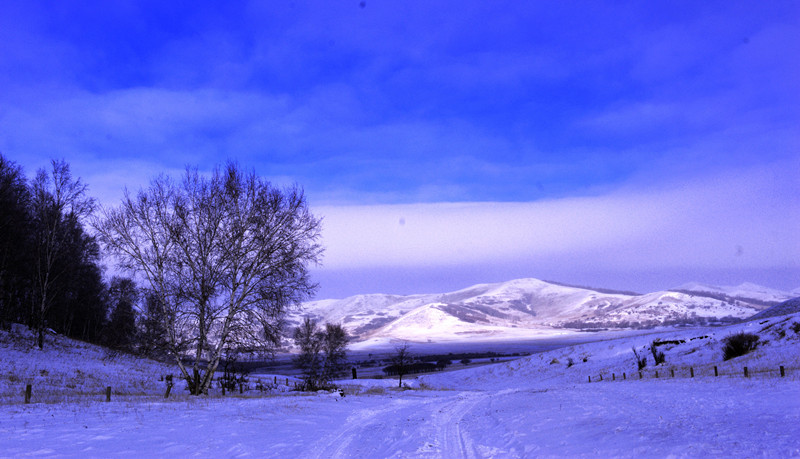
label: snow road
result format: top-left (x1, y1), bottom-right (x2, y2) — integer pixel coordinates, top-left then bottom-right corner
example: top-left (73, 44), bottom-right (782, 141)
top-left (2, 378), bottom-right (799, 457)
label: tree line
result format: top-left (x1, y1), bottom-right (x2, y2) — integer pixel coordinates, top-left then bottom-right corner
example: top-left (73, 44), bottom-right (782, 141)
top-left (2, 153), bottom-right (329, 395)
top-left (0, 154), bottom-right (138, 349)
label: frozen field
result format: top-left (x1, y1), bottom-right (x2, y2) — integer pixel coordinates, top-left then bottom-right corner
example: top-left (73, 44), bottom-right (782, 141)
top-left (2, 379), bottom-right (799, 457)
top-left (2, 312), bottom-right (800, 457)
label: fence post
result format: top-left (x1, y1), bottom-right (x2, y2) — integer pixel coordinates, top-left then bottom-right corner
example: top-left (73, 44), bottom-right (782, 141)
top-left (744, 367), bottom-right (749, 378)
top-left (106, 386), bottom-right (111, 402)
top-left (780, 366), bottom-right (785, 377)
top-left (588, 375), bottom-right (591, 383)
top-left (623, 372), bottom-right (626, 380)
top-left (714, 366), bottom-right (718, 377)
top-left (690, 367), bottom-right (694, 378)
top-left (671, 369), bottom-right (674, 378)
top-left (612, 373), bottom-right (615, 381)
top-left (274, 376), bottom-right (277, 384)
top-left (655, 371), bottom-right (659, 378)
top-left (599, 374), bottom-right (603, 381)
top-left (286, 378), bottom-right (288, 386)
top-left (25, 384), bottom-right (32, 404)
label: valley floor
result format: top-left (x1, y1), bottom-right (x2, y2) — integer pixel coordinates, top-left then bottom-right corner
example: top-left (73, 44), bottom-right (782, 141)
top-left (2, 377), bottom-right (798, 458)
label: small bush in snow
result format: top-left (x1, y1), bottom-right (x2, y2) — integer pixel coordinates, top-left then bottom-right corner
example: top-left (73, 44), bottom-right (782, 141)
top-left (632, 347), bottom-right (647, 370)
top-left (649, 341), bottom-right (665, 365)
top-left (566, 358), bottom-right (574, 368)
top-left (722, 332), bottom-right (759, 361)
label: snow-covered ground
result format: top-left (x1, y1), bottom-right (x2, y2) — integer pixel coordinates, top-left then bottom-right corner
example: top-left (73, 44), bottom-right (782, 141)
top-left (2, 313), bottom-right (800, 457)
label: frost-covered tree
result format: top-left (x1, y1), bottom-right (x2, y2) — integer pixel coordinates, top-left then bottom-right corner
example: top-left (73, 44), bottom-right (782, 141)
top-left (95, 162), bottom-right (323, 395)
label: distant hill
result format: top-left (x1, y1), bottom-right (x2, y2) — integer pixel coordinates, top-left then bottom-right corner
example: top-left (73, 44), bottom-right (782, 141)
top-left (292, 278), bottom-right (794, 347)
top-left (749, 297), bottom-right (800, 321)
top-left (670, 282), bottom-right (793, 308)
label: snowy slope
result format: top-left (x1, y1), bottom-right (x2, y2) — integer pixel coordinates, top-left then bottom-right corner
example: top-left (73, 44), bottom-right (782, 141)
top-left (2, 311), bottom-right (799, 457)
top-left (749, 297), bottom-right (800, 321)
top-left (293, 278), bottom-right (781, 345)
top-left (673, 281), bottom-right (794, 306)
top-left (0, 325), bottom-right (174, 404)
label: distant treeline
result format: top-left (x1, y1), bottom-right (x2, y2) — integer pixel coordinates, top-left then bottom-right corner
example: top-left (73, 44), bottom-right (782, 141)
top-left (558, 315), bottom-right (742, 330)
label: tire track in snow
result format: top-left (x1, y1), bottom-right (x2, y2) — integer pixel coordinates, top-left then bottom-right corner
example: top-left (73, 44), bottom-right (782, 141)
top-left (304, 397), bottom-right (417, 459)
top-left (435, 391), bottom-right (488, 458)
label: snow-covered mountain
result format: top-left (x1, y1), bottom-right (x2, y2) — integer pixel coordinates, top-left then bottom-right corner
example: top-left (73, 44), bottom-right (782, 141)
top-left (671, 282), bottom-right (794, 307)
top-left (293, 278), bottom-right (795, 345)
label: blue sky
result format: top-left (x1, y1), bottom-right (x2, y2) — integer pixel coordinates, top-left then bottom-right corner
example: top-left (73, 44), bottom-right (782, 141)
top-left (1, 1), bottom-right (798, 298)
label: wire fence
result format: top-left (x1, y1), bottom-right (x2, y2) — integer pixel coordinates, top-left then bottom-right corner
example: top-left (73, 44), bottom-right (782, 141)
top-left (587, 364), bottom-right (798, 383)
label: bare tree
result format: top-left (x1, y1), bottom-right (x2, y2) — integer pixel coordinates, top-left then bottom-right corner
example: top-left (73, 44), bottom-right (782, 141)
top-left (95, 162), bottom-right (323, 395)
top-left (322, 323), bottom-right (349, 382)
top-left (293, 319), bottom-right (349, 390)
top-left (293, 317), bottom-right (325, 390)
top-left (391, 343), bottom-right (413, 388)
top-left (30, 160), bottom-right (96, 348)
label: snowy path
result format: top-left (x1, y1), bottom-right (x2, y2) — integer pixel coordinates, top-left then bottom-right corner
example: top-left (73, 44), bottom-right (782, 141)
top-left (1, 379), bottom-right (799, 457)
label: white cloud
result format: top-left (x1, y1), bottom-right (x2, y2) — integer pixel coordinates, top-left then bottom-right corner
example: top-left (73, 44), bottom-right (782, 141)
top-left (315, 160), bottom-right (800, 273)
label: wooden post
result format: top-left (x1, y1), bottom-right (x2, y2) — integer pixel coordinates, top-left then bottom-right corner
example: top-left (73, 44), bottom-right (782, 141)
top-left (286, 378), bottom-right (288, 386)
top-left (25, 384), bottom-right (32, 404)
top-left (612, 373), bottom-right (615, 381)
top-left (780, 366), bottom-right (785, 377)
top-left (106, 386), bottom-right (111, 402)
top-left (714, 366), bottom-right (718, 377)
top-left (274, 376), bottom-right (277, 384)
top-left (690, 367), bottom-right (694, 378)
top-left (670, 369), bottom-right (674, 378)
top-left (655, 371), bottom-right (659, 378)
top-left (599, 374), bottom-right (603, 381)
top-left (588, 375), bottom-right (591, 383)
top-left (623, 372), bottom-right (626, 380)
top-left (744, 367), bottom-right (748, 378)
top-left (352, 367), bottom-right (357, 379)
top-left (164, 375), bottom-right (173, 399)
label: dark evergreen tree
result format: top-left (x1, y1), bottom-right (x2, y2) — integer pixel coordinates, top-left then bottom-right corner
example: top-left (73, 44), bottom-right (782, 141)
top-left (139, 291), bottom-right (170, 358)
top-left (105, 276), bottom-right (138, 351)
top-left (0, 154), bottom-right (33, 328)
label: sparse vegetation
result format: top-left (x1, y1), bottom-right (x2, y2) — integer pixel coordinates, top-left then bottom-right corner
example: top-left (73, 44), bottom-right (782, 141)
top-left (649, 341), bottom-right (665, 365)
top-left (722, 332), bottom-right (760, 361)
top-left (632, 347), bottom-right (647, 370)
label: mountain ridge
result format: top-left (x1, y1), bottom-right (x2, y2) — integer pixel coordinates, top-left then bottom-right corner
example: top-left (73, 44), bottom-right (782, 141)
top-left (293, 278), bottom-right (797, 346)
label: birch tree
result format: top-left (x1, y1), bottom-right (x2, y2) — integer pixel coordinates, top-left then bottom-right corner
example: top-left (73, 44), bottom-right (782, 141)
top-left (30, 160), bottom-right (96, 349)
top-left (95, 162), bottom-right (323, 395)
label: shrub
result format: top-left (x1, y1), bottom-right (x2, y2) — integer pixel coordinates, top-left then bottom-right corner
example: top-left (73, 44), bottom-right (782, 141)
top-left (649, 341), bottom-right (665, 365)
top-left (722, 332), bottom-right (759, 360)
top-left (632, 347), bottom-right (647, 370)
top-left (566, 357), bottom-right (575, 368)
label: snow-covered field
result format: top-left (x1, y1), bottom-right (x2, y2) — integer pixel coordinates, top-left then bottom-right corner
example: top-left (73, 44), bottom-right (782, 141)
top-left (2, 313), bottom-right (800, 457)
